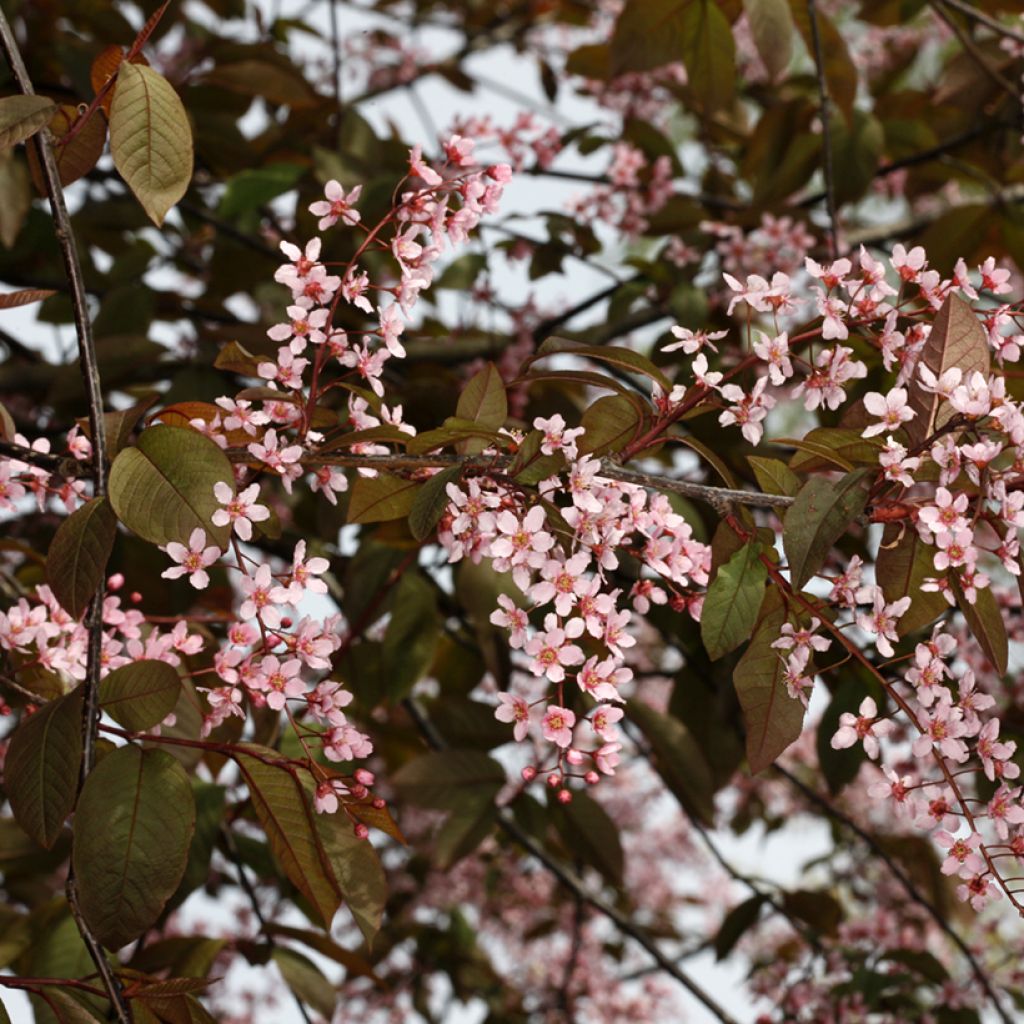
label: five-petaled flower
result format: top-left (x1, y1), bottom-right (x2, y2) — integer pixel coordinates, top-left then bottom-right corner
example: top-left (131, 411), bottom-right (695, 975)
top-left (161, 528), bottom-right (221, 590)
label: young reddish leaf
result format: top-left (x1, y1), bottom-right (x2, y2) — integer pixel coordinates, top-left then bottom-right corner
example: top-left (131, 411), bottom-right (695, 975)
top-left (347, 472), bottom-right (421, 524)
top-left (734, 590), bottom-right (807, 773)
top-left (905, 293), bottom-right (989, 445)
top-left (392, 750), bottom-right (505, 810)
top-left (73, 745), bottom-right (196, 949)
top-left (455, 363), bottom-right (507, 453)
top-left (46, 497), bottom-right (118, 619)
top-left (27, 104), bottom-right (107, 190)
top-left (952, 579), bottom-right (1008, 676)
top-left (109, 63), bottom-right (193, 226)
top-left (611, 0), bottom-right (691, 76)
top-left (701, 540), bottom-right (768, 661)
top-left (316, 813), bottom-right (388, 946)
top-left (783, 468), bottom-right (872, 590)
top-left (5, 689), bottom-right (83, 848)
top-left (232, 746), bottom-right (342, 928)
top-left (875, 524), bottom-right (947, 636)
top-left (577, 395), bottom-right (643, 457)
top-left (680, 0), bottom-right (736, 113)
top-left (744, 0), bottom-right (794, 81)
top-left (108, 425), bottom-right (235, 547)
top-left (626, 699), bottom-right (716, 825)
top-left (89, 45), bottom-right (150, 116)
top-left (747, 455), bottom-right (800, 497)
top-left (0, 287), bottom-right (56, 309)
top-left (0, 94), bottom-right (57, 149)
top-left (99, 659), bottom-right (181, 732)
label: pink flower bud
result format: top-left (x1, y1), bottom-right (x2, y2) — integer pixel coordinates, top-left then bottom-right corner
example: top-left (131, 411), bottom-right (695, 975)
top-left (355, 768), bottom-right (375, 786)
top-left (521, 765), bottom-right (537, 782)
top-left (584, 771), bottom-right (599, 785)
top-left (107, 573), bottom-right (125, 591)
top-left (566, 748), bottom-right (584, 766)
top-left (353, 823), bottom-right (369, 840)
top-left (556, 788), bottom-right (572, 804)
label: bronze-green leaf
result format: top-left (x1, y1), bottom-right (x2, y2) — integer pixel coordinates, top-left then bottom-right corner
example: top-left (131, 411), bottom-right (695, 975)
top-left (109, 63), bottom-right (193, 226)
top-left (73, 745), bottom-right (196, 949)
top-left (108, 425), bottom-right (235, 547)
top-left (875, 525), bottom-right (947, 636)
top-left (744, 0), bottom-right (794, 81)
top-left (0, 94), bottom-right (57, 149)
top-left (5, 689), bottom-right (83, 848)
top-left (701, 540), bottom-right (768, 661)
top-left (783, 468), bottom-right (871, 590)
top-left (316, 813), bottom-right (388, 946)
top-left (46, 498), bottom-right (117, 619)
top-left (99, 659), bottom-right (182, 732)
top-left (953, 579), bottom-right (1008, 676)
top-left (347, 472), bottom-right (421, 524)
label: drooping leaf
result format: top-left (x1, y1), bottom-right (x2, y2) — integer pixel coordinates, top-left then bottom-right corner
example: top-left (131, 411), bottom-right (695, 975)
top-left (408, 465), bottom-right (462, 541)
top-left (99, 659), bottom-right (181, 731)
top-left (578, 395), bottom-right (643, 457)
top-left (0, 149), bottom-right (31, 249)
top-left (531, 336), bottom-right (671, 390)
top-left (392, 750), bottom-right (505, 811)
top-left (789, 0), bottom-right (858, 117)
top-left (747, 455), bottom-right (800, 497)
top-left (73, 745), bottom-right (196, 949)
top-left (734, 589), bottom-right (807, 773)
top-left (28, 104), bottom-right (107, 189)
top-left (0, 95), bottom-right (57, 149)
top-left (108, 425), bottom-right (235, 547)
top-left (5, 689), bottom-right (83, 848)
top-left (953, 579), bottom-right (1008, 676)
top-left (744, 0), bottom-right (794, 81)
top-left (316, 813), bottom-right (388, 946)
top-left (46, 498), bottom-right (118, 619)
top-left (701, 540), bottom-right (768, 661)
top-left (109, 63), bottom-right (193, 226)
top-left (433, 801), bottom-right (497, 870)
top-left (905, 294), bottom-right (989, 445)
top-left (783, 469), bottom-right (871, 590)
top-left (875, 524), bottom-right (947, 636)
top-left (714, 894), bottom-right (766, 960)
top-left (553, 791), bottom-right (624, 885)
top-left (611, 0), bottom-right (691, 76)
top-left (271, 948), bottom-right (337, 1018)
top-left (232, 746), bottom-right (342, 928)
top-left (347, 472), bottom-right (421, 524)
top-left (626, 700), bottom-right (716, 824)
top-left (680, 0), bottom-right (737, 113)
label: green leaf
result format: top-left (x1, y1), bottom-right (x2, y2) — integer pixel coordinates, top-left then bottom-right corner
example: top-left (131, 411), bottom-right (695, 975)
top-left (109, 63), bottom-right (193, 226)
top-left (714, 894), bottom-right (766, 960)
top-left (784, 427), bottom-right (883, 472)
top-left (747, 456), bottom-right (800, 498)
top-left (347, 472), bottom-right (421, 524)
top-left (272, 948), bottom-right (337, 1018)
top-left (0, 149), bottom-right (31, 249)
top-left (316, 813), bottom-right (388, 946)
top-left (553, 791), bottom-right (623, 886)
top-left (219, 162), bottom-right (305, 220)
top-left (108, 425), bottom-right (235, 547)
top-left (264, 925), bottom-right (378, 981)
top-left (626, 700), bottom-right (716, 824)
top-left (744, 0), bottom-right (794, 80)
top-left (408, 465), bottom-right (462, 541)
top-left (392, 750), bottom-right (505, 810)
top-left (232, 746), bottom-right (341, 928)
top-left (433, 801), bottom-right (497, 870)
top-left (953, 579), bottom-right (1008, 676)
top-left (99, 659), bottom-right (181, 731)
top-left (611, 0), bottom-right (691, 76)
top-left (455, 363), bottom-right (507, 453)
top-left (875, 524), bottom-right (947, 636)
top-left (382, 572), bottom-right (440, 700)
top-left (905, 294), bottom-right (989, 446)
top-left (734, 590), bottom-right (807, 773)
top-left (531, 336), bottom-right (671, 391)
top-left (701, 541), bottom-right (768, 661)
top-left (5, 689), bottom-right (83, 848)
top-left (46, 498), bottom-right (117, 619)
top-left (73, 745), bottom-right (196, 949)
top-left (578, 395), bottom-right (643, 457)
top-left (783, 469), bottom-right (871, 590)
top-left (171, 783), bottom-right (226, 908)
top-left (680, 0), bottom-right (736, 113)
top-left (0, 94), bottom-right (57, 149)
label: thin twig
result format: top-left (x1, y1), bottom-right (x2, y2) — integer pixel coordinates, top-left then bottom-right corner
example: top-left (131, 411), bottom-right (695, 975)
top-left (402, 698), bottom-right (742, 1024)
top-left (930, 0), bottom-right (1019, 101)
top-left (776, 766), bottom-right (1012, 1023)
top-left (0, 11), bottom-right (125, 1021)
top-left (937, 0), bottom-right (1024, 46)
top-left (805, 0), bottom-right (840, 258)
top-left (0, 438), bottom-right (84, 477)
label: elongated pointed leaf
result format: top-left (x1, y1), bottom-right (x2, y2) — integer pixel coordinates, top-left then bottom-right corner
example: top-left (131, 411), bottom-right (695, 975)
top-left (701, 541), bottom-right (768, 661)
top-left (108, 425), bottom-right (234, 547)
top-left (28, 104), bottom-right (107, 189)
top-left (532, 336), bottom-right (671, 390)
top-left (734, 590), bottom-right (807, 773)
top-left (0, 287), bottom-right (56, 309)
top-left (409, 465), bottom-right (462, 541)
top-left (875, 525), bottom-right (947, 636)
top-left (232, 746), bottom-right (342, 928)
top-left (784, 469), bottom-right (871, 590)
top-left (747, 456), bottom-right (800, 498)
top-left (99, 659), bottom-right (181, 731)
top-left (744, 0), bottom-right (794, 81)
top-left (73, 745), bottom-right (196, 949)
top-left (553, 790), bottom-right (623, 885)
top-left (680, 0), bottom-right (736, 113)
top-left (905, 294), bottom-right (989, 445)
top-left (953, 579), bottom-right (1008, 676)
top-left (317, 814), bottom-right (387, 946)
top-left (347, 472), bottom-right (421, 524)
top-left (392, 750), bottom-right (505, 810)
top-left (46, 498), bottom-right (117, 619)
top-left (455, 363), bottom-right (507, 453)
top-left (578, 395), bottom-right (642, 457)
top-left (109, 63), bottom-right (193, 226)
top-left (611, 0), bottom-right (690, 75)
top-left (5, 689), bottom-right (83, 848)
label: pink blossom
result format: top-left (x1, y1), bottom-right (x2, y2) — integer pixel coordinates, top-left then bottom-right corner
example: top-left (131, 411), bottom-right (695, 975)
top-left (524, 615), bottom-right (584, 683)
top-left (212, 481), bottom-right (271, 542)
top-left (862, 388), bottom-right (915, 437)
top-left (541, 704), bottom-right (576, 748)
top-left (309, 180), bottom-right (362, 230)
top-left (495, 693), bottom-right (531, 741)
top-left (161, 528), bottom-right (221, 590)
top-left (830, 697), bottom-right (893, 759)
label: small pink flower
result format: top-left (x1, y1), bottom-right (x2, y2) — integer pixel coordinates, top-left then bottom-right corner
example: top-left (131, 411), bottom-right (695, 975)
top-left (309, 180), bottom-right (362, 230)
top-left (829, 697), bottom-right (892, 759)
top-left (212, 481), bottom-right (270, 542)
top-left (862, 388), bottom-right (915, 437)
top-left (542, 704), bottom-right (576, 748)
top-left (161, 528), bottom-right (221, 589)
top-left (495, 693), bottom-right (531, 741)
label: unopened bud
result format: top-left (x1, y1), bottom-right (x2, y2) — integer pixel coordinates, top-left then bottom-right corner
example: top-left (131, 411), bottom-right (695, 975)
top-left (521, 765), bottom-right (537, 782)
top-left (556, 788), bottom-right (572, 804)
top-left (372, 797), bottom-right (386, 809)
top-left (353, 823), bottom-right (370, 840)
top-left (130, 591), bottom-right (143, 604)
top-left (565, 748), bottom-right (584, 766)
top-left (584, 771), bottom-right (599, 785)
top-left (546, 772), bottom-right (562, 789)
top-left (351, 784), bottom-right (368, 800)
top-left (355, 768), bottom-right (375, 786)
top-left (107, 573), bottom-right (125, 591)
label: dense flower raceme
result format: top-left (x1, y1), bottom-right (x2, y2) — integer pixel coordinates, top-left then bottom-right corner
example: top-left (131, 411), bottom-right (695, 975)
top-left (5, 140), bottom-right (1024, 919)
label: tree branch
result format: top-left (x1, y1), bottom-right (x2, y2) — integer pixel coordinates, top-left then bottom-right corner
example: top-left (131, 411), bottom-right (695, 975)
top-left (402, 698), bottom-right (742, 1024)
top-left (936, 0), bottom-right (1024, 45)
top-left (0, 12), bottom-right (126, 1022)
top-left (929, 0), bottom-right (1019, 101)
